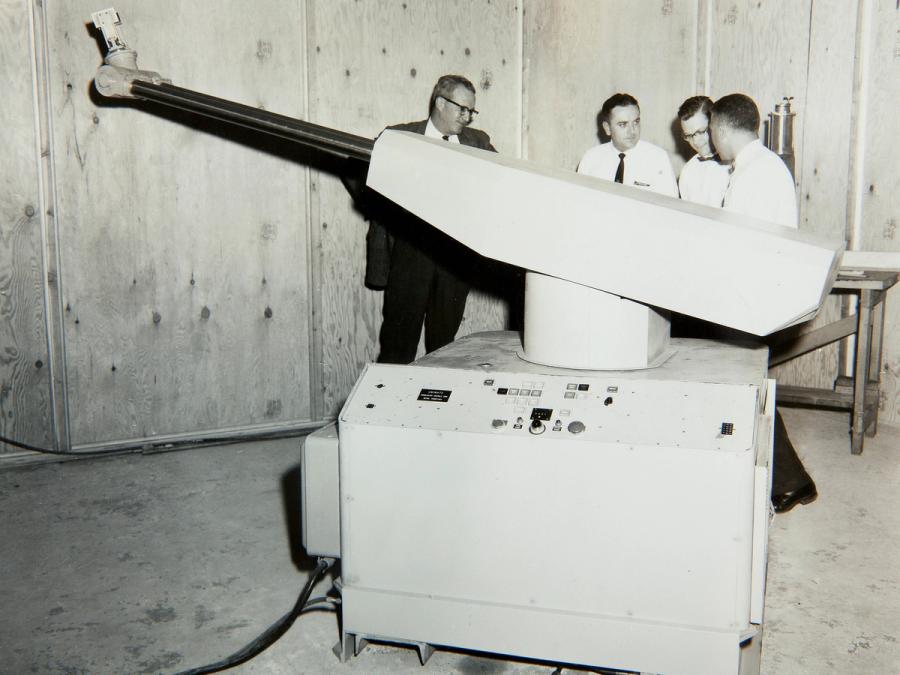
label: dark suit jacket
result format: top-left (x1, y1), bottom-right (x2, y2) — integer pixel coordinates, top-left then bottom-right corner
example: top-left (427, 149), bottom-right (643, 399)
top-left (365, 120), bottom-right (496, 288)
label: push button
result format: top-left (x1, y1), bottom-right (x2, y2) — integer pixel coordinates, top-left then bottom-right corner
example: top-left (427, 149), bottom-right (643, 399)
top-left (567, 420), bottom-right (586, 434)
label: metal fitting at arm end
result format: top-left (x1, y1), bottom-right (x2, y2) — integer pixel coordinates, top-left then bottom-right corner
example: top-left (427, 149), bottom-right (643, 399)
top-left (91, 7), bottom-right (170, 98)
top-left (94, 63), bottom-right (169, 99)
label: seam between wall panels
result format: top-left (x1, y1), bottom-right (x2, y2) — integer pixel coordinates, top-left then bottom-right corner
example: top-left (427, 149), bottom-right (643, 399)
top-left (848, 0), bottom-right (872, 254)
top-left (842, 0), bottom-right (874, 377)
top-left (301, 0), bottom-right (324, 421)
top-left (516, 0), bottom-right (524, 160)
top-left (798, 0), bottom-right (815, 222)
top-left (29, 0), bottom-right (70, 451)
top-left (701, 0), bottom-right (713, 95)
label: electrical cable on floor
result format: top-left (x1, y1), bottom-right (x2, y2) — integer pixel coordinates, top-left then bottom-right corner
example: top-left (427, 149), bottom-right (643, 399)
top-left (0, 433), bottom-right (125, 457)
top-left (0, 425), bottom-right (322, 461)
top-left (173, 557), bottom-right (335, 675)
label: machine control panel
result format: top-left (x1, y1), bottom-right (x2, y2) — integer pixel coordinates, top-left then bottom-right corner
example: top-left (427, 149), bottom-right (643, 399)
top-left (341, 363), bottom-right (760, 452)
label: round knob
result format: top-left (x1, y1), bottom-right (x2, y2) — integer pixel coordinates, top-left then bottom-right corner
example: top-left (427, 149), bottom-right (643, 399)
top-left (492, 418), bottom-right (505, 428)
top-left (528, 419), bottom-right (545, 435)
top-left (567, 420), bottom-right (585, 434)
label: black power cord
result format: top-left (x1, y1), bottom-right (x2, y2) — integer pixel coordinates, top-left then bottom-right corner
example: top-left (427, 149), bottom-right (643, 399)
top-left (0, 433), bottom-right (128, 457)
top-left (174, 557), bottom-right (336, 675)
top-left (0, 425), bottom-right (322, 461)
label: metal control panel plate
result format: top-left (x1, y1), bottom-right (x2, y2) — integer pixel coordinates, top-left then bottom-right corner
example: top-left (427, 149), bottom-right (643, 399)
top-left (341, 363), bottom-right (759, 453)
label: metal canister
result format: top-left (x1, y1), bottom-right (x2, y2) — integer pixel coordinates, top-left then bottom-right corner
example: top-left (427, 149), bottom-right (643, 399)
top-left (767, 97), bottom-right (796, 177)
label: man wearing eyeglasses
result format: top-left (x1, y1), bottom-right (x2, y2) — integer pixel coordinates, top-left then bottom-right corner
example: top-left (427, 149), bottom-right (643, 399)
top-left (676, 95), bottom-right (731, 207)
top-left (577, 93), bottom-right (677, 197)
top-left (370, 74), bottom-right (497, 365)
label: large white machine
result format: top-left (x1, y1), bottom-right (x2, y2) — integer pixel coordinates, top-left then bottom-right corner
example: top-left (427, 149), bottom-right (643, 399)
top-left (327, 332), bottom-right (776, 675)
top-left (85, 11), bottom-right (841, 673)
top-left (302, 132), bottom-right (841, 674)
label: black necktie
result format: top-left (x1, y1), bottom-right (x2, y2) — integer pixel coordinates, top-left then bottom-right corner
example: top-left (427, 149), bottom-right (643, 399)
top-left (614, 153), bottom-right (625, 184)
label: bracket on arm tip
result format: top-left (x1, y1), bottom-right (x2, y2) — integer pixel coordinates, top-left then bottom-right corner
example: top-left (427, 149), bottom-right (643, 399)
top-left (91, 7), bottom-right (169, 98)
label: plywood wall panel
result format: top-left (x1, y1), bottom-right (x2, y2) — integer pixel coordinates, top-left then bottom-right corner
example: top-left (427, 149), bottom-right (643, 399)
top-left (856, 1), bottom-right (900, 424)
top-left (5, 0), bottom-right (894, 452)
top-left (768, 0), bottom-right (857, 391)
top-left (796, 0), bottom-right (857, 242)
top-left (307, 0), bottom-right (521, 416)
top-left (707, 1), bottom-right (811, 124)
top-left (523, 0), bottom-right (697, 173)
top-left (707, 0), bottom-right (852, 393)
top-left (47, 1), bottom-right (313, 444)
top-left (312, 172), bottom-right (382, 417)
top-left (706, 0), bottom-right (811, 227)
top-left (0, 1), bottom-right (54, 453)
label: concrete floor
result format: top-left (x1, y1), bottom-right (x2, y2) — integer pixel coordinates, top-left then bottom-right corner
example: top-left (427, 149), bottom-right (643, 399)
top-left (1, 407), bottom-right (898, 675)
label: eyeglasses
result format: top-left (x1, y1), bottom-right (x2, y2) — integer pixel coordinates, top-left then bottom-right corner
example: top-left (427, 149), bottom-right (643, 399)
top-left (441, 96), bottom-right (479, 118)
top-left (683, 126), bottom-right (709, 141)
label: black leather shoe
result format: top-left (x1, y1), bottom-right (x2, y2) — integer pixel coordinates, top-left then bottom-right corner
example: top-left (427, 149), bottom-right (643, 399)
top-left (772, 482), bottom-right (818, 513)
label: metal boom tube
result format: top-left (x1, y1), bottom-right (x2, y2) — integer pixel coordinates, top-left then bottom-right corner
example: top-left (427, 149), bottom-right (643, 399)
top-left (128, 80), bottom-right (373, 162)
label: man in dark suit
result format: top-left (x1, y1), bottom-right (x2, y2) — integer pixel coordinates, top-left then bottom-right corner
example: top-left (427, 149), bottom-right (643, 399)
top-left (369, 74), bottom-right (497, 364)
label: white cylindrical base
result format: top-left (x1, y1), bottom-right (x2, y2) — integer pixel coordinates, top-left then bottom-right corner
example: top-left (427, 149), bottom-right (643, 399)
top-left (522, 272), bottom-right (670, 370)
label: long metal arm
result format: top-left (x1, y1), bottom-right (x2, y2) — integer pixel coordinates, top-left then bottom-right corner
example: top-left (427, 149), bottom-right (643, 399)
top-left (129, 80), bottom-right (373, 162)
top-left (91, 8), bottom-right (372, 162)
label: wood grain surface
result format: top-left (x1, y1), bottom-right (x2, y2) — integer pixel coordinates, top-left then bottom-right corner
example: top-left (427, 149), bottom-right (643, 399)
top-left (0, 0), bottom-right (54, 454)
top-left (47, 0), bottom-right (313, 444)
top-left (763, 0), bottom-right (856, 391)
top-left (306, 0), bottom-right (520, 416)
top-left (523, 0), bottom-right (697, 173)
top-left (855, 0), bottom-right (900, 424)
top-left (2, 1), bottom-right (897, 454)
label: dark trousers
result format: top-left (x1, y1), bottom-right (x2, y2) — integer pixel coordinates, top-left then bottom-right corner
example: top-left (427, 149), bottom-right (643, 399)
top-left (671, 317), bottom-right (815, 497)
top-left (772, 408), bottom-right (814, 495)
top-left (377, 237), bottom-right (469, 364)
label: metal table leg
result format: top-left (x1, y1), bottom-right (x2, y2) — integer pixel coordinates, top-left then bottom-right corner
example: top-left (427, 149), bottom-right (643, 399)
top-left (866, 292), bottom-right (887, 438)
top-left (851, 290), bottom-right (873, 454)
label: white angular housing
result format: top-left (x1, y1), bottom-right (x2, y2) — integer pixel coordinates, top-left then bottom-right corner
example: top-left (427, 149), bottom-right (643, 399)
top-left (367, 130), bottom-right (842, 368)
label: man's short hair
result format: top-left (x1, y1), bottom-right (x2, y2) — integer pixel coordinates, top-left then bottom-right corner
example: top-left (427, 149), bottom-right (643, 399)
top-left (712, 93), bottom-right (759, 133)
top-left (599, 93), bottom-right (640, 124)
top-left (429, 75), bottom-right (476, 115)
top-left (677, 95), bottom-right (713, 122)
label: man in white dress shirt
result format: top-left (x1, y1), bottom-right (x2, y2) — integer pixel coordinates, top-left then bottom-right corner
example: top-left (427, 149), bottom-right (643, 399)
top-left (577, 93), bottom-right (678, 197)
top-left (676, 96), bottom-right (731, 207)
top-left (710, 93), bottom-right (798, 228)
top-left (710, 93), bottom-right (816, 513)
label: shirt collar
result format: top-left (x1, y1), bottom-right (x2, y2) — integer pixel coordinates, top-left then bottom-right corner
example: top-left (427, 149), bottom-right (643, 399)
top-left (425, 118), bottom-right (459, 143)
top-left (732, 138), bottom-right (764, 170)
top-left (613, 140), bottom-right (639, 156)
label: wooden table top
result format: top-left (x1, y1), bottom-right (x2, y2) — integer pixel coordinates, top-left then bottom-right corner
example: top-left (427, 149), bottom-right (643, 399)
top-left (834, 269), bottom-right (899, 290)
